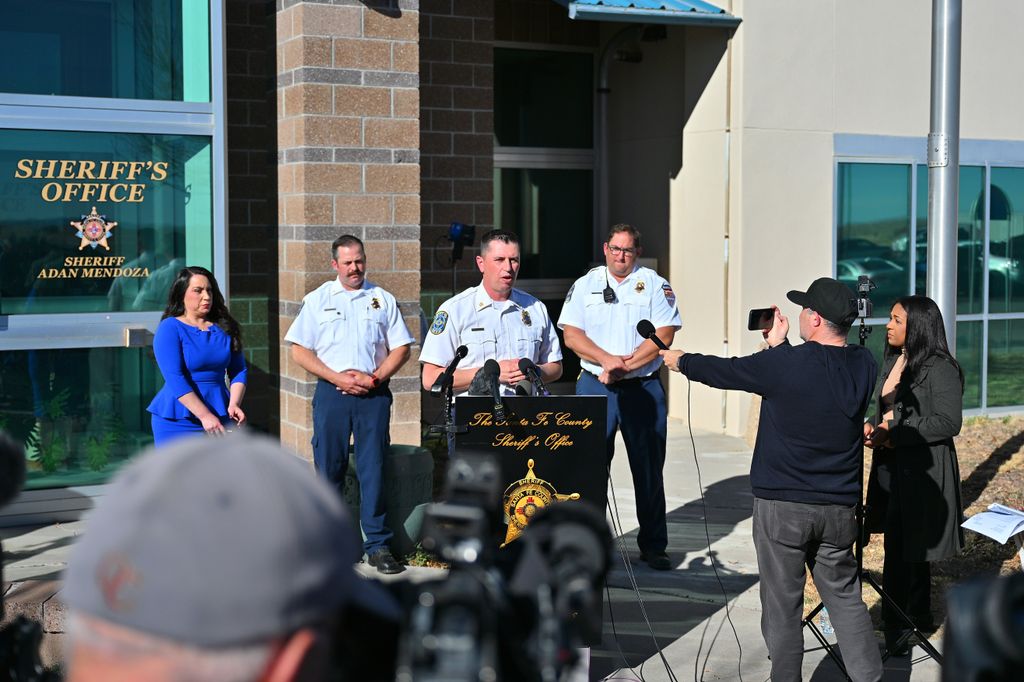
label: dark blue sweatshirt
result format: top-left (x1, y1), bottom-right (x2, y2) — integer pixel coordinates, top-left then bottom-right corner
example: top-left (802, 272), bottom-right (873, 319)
top-left (679, 340), bottom-right (878, 506)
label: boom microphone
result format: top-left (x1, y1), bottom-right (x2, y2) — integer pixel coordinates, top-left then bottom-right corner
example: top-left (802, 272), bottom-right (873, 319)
top-left (636, 319), bottom-right (668, 350)
top-left (518, 358), bottom-right (550, 396)
top-left (483, 359), bottom-right (505, 421)
top-left (430, 345), bottom-right (469, 394)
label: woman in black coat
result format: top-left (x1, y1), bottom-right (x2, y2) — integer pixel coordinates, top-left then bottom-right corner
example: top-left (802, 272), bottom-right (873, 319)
top-left (864, 295), bottom-right (964, 651)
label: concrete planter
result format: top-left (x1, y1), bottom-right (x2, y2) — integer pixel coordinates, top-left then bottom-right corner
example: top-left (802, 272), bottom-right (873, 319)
top-left (343, 444), bottom-right (433, 557)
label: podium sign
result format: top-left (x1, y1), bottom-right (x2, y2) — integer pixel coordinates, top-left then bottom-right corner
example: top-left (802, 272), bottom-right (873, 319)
top-left (454, 395), bottom-right (608, 539)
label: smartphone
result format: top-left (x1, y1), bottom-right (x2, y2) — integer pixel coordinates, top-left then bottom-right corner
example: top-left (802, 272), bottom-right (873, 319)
top-left (747, 307), bottom-right (774, 332)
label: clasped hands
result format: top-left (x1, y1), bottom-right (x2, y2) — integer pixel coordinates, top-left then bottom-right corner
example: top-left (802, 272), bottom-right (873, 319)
top-left (335, 370), bottom-right (377, 395)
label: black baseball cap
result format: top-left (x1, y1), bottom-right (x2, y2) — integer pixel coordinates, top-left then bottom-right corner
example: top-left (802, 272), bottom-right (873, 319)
top-left (786, 277), bottom-right (857, 325)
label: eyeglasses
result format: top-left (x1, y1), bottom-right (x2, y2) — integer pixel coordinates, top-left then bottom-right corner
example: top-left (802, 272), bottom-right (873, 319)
top-left (607, 245), bottom-right (637, 257)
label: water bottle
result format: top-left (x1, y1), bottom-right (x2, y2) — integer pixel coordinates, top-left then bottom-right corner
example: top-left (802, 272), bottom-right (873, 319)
top-left (819, 608), bottom-right (835, 635)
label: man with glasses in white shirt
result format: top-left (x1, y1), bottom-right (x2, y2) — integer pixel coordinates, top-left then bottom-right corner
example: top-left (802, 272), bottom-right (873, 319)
top-left (558, 223), bottom-right (681, 570)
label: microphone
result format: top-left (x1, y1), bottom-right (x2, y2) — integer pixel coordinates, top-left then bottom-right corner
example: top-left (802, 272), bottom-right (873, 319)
top-left (430, 345), bottom-right (468, 394)
top-left (514, 380), bottom-right (533, 396)
top-left (636, 319), bottom-right (668, 351)
top-left (518, 358), bottom-right (550, 396)
top-left (483, 359), bottom-right (505, 421)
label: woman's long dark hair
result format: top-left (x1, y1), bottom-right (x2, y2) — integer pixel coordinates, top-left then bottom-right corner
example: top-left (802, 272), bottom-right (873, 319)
top-left (886, 295), bottom-right (963, 389)
top-left (162, 266), bottom-right (243, 352)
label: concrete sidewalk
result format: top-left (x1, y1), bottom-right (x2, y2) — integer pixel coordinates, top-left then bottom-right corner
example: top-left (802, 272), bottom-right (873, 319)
top-left (1, 420), bottom-right (944, 680)
top-left (594, 419), bottom-right (943, 682)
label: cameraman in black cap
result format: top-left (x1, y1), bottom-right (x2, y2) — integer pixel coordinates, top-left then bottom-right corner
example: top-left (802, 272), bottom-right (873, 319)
top-left (661, 277), bottom-right (883, 682)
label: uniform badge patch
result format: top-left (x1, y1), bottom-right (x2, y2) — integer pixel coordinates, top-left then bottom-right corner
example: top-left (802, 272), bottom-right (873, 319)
top-left (521, 309), bottom-right (532, 327)
top-left (565, 283), bottom-right (575, 303)
top-left (371, 297), bottom-right (381, 310)
top-left (662, 283), bottom-right (676, 304)
top-left (429, 310), bottom-right (449, 335)
top-left (635, 281), bottom-right (646, 294)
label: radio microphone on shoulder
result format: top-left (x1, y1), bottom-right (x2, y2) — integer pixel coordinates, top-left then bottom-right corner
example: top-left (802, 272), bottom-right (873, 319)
top-left (636, 319), bottom-right (668, 351)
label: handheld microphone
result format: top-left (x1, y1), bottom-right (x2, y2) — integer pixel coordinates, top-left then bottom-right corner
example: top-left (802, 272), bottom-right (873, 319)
top-left (636, 319), bottom-right (668, 351)
top-left (518, 358), bottom-right (550, 396)
top-left (430, 345), bottom-right (469, 394)
top-left (483, 359), bottom-right (505, 421)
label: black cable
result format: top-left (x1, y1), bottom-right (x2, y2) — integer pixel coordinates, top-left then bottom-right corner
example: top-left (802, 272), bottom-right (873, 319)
top-left (684, 377), bottom-right (745, 682)
top-left (604, 461), bottom-right (680, 682)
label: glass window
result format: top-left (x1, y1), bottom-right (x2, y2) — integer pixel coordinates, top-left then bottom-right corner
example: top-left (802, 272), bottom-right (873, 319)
top-left (987, 319), bottom-right (1024, 407)
top-left (988, 168), bottom-right (1024, 314)
top-left (0, 346), bottom-right (159, 490)
top-left (915, 166), bottom-right (986, 313)
top-left (0, 129), bottom-right (212, 315)
top-left (956, 321), bottom-right (983, 409)
top-left (494, 168), bottom-right (592, 279)
top-left (0, 0), bottom-right (209, 102)
top-left (494, 49), bottom-right (593, 149)
top-left (836, 163), bottom-right (911, 308)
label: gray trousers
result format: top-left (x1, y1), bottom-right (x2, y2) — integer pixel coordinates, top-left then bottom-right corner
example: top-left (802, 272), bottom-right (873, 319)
top-left (752, 498), bottom-right (882, 682)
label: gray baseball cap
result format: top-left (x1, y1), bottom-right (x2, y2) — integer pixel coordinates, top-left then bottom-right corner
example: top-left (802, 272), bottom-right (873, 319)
top-left (62, 432), bottom-right (399, 647)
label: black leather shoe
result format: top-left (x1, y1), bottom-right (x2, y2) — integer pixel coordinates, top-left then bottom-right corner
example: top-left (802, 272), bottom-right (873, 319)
top-left (367, 549), bottom-right (405, 575)
top-left (884, 628), bottom-right (911, 656)
top-left (639, 551), bottom-right (672, 571)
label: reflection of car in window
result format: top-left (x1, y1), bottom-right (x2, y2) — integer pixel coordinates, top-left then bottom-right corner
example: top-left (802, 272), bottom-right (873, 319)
top-left (837, 257), bottom-right (907, 293)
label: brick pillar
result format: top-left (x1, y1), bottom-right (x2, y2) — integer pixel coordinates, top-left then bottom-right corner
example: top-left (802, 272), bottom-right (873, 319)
top-left (419, 0), bottom-right (494, 316)
top-left (277, 1), bottom-right (422, 460)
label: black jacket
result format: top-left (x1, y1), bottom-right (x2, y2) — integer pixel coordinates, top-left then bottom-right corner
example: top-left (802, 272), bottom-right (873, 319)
top-left (679, 340), bottom-right (877, 506)
top-left (865, 354), bottom-right (965, 561)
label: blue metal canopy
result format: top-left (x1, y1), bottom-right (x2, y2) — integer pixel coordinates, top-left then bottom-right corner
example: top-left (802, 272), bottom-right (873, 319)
top-left (553, 0), bottom-right (741, 27)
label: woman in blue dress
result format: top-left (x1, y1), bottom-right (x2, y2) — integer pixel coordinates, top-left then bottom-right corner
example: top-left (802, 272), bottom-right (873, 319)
top-left (148, 266), bottom-right (247, 445)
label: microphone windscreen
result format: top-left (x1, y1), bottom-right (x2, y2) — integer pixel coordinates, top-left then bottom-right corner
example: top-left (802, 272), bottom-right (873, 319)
top-left (483, 358), bottom-right (500, 377)
top-left (636, 319), bottom-right (656, 339)
top-left (467, 366), bottom-right (493, 396)
top-left (514, 380), bottom-right (533, 396)
top-left (0, 432), bottom-right (26, 509)
top-left (454, 345), bottom-right (468, 359)
top-left (517, 357), bottom-right (534, 374)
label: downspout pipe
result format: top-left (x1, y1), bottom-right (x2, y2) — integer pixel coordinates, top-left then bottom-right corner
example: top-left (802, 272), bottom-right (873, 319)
top-left (597, 25), bottom-right (642, 239)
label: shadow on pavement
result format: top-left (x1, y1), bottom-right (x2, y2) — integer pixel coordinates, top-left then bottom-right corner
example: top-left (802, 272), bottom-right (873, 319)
top-left (592, 474), bottom-right (758, 680)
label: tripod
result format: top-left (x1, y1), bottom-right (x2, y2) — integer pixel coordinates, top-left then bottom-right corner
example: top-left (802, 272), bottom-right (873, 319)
top-left (801, 279), bottom-right (943, 677)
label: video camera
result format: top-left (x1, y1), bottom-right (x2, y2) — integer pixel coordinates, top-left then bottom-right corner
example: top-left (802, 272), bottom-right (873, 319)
top-left (943, 572), bottom-right (1024, 682)
top-left (394, 453), bottom-right (612, 682)
top-left (855, 275), bottom-right (874, 319)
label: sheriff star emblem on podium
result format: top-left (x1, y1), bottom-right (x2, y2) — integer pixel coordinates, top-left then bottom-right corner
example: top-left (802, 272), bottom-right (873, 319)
top-left (71, 206), bottom-right (117, 251)
top-left (500, 458), bottom-right (580, 547)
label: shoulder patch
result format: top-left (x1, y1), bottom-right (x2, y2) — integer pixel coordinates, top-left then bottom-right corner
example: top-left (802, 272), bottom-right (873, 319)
top-left (429, 310), bottom-right (449, 335)
top-left (565, 283), bottom-right (575, 303)
top-left (662, 283), bottom-right (676, 303)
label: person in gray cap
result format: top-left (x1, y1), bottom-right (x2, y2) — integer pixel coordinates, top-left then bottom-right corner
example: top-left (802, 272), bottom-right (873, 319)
top-left (660, 277), bottom-right (884, 682)
top-left (61, 432), bottom-right (398, 682)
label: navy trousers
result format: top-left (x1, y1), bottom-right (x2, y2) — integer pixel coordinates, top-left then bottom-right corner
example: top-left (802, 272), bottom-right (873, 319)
top-left (577, 371), bottom-right (668, 554)
top-left (312, 379), bottom-right (392, 554)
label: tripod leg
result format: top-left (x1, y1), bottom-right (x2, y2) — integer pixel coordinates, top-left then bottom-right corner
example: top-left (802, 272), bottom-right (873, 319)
top-left (863, 571), bottom-right (944, 663)
top-left (802, 602), bottom-right (852, 682)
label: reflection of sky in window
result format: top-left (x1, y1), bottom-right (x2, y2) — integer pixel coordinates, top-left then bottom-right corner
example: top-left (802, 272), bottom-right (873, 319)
top-left (838, 164), bottom-right (910, 225)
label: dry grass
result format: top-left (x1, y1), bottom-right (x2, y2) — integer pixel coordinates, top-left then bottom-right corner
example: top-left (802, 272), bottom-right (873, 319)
top-left (804, 415), bottom-right (1024, 632)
